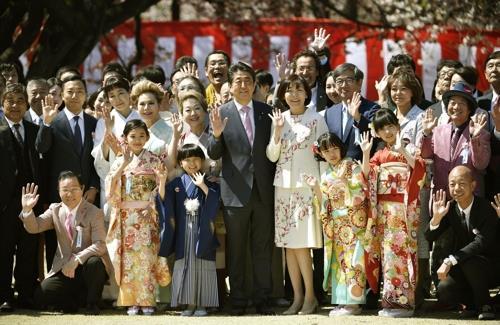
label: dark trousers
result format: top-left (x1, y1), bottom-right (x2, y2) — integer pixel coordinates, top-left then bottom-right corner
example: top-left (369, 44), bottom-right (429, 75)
top-left (312, 247), bottom-right (325, 301)
top-left (437, 256), bottom-right (500, 309)
top-left (0, 201), bottom-right (39, 303)
top-left (44, 230), bottom-right (57, 271)
top-left (35, 256), bottom-right (107, 310)
top-left (223, 186), bottom-right (273, 307)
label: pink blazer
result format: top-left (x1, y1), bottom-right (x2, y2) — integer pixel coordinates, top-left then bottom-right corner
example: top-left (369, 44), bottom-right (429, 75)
top-left (420, 122), bottom-right (490, 197)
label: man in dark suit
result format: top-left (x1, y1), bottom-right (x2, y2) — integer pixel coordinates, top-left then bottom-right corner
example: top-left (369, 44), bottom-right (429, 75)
top-left (0, 84), bottom-right (42, 311)
top-left (25, 79), bottom-right (49, 126)
top-left (425, 166), bottom-right (500, 320)
top-left (324, 63), bottom-right (379, 162)
top-left (35, 76), bottom-right (99, 269)
top-left (207, 62), bottom-right (276, 315)
top-left (478, 50), bottom-right (500, 112)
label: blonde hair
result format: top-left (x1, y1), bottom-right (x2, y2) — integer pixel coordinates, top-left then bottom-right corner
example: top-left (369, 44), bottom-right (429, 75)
top-left (178, 90), bottom-right (208, 113)
top-left (130, 79), bottom-right (164, 105)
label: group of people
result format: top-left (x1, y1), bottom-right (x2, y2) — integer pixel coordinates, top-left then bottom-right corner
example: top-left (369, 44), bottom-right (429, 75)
top-left (1, 27), bottom-right (500, 321)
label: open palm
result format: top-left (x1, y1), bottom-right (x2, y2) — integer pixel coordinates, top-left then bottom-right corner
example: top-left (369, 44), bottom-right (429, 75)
top-left (21, 183), bottom-right (40, 211)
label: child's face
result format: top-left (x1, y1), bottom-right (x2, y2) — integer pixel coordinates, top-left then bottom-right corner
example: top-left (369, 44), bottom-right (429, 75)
top-left (320, 145), bottom-right (342, 166)
top-left (376, 124), bottom-right (399, 145)
top-left (125, 128), bottom-right (149, 155)
top-left (180, 156), bottom-right (203, 175)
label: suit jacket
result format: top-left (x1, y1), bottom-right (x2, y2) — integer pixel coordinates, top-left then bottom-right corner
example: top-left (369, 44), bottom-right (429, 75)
top-left (425, 197), bottom-right (500, 263)
top-left (420, 122), bottom-right (491, 197)
top-left (20, 200), bottom-right (113, 278)
top-left (0, 119), bottom-right (41, 213)
top-left (207, 100), bottom-right (276, 207)
top-left (35, 110), bottom-right (99, 203)
top-left (324, 97), bottom-right (380, 161)
top-left (477, 91), bottom-right (493, 112)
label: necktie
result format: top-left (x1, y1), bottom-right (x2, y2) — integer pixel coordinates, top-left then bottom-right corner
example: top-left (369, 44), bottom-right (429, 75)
top-left (241, 106), bottom-right (253, 146)
top-left (65, 213), bottom-right (74, 241)
top-left (13, 123), bottom-right (24, 147)
top-left (460, 211), bottom-right (468, 232)
top-left (450, 127), bottom-right (461, 157)
top-left (73, 116), bottom-right (83, 154)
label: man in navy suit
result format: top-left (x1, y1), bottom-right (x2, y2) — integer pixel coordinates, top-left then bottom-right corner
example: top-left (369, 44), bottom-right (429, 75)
top-left (478, 50), bottom-right (500, 112)
top-left (208, 62), bottom-right (276, 315)
top-left (35, 76), bottom-right (99, 268)
top-left (323, 63), bottom-right (380, 161)
top-left (425, 166), bottom-right (500, 320)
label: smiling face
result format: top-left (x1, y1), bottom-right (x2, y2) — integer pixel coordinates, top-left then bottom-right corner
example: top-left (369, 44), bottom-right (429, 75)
top-left (62, 80), bottom-right (86, 114)
top-left (284, 81), bottom-right (307, 112)
top-left (390, 79), bottom-right (413, 109)
top-left (178, 78), bottom-right (202, 99)
top-left (125, 127), bottom-right (149, 155)
top-left (27, 81), bottom-right (49, 114)
top-left (295, 56), bottom-right (318, 88)
top-left (58, 177), bottom-right (84, 210)
top-left (137, 92), bottom-right (160, 126)
top-left (181, 97), bottom-right (206, 129)
top-left (448, 167), bottom-right (475, 206)
top-left (3, 92), bottom-right (28, 123)
top-left (48, 85), bottom-right (63, 108)
top-left (375, 124), bottom-right (399, 146)
top-left (180, 156), bottom-right (203, 176)
top-left (447, 95), bottom-right (471, 127)
top-left (107, 87), bottom-right (130, 115)
top-left (230, 70), bottom-right (256, 105)
top-left (320, 145), bottom-right (342, 166)
top-left (335, 70), bottom-right (362, 102)
top-left (205, 53), bottom-right (228, 87)
top-left (325, 76), bottom-right (339, 103)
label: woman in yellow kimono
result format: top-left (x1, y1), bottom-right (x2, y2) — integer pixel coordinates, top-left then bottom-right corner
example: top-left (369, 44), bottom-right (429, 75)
top-left (305, 132), bottom-right (368, 316)
top-left (106, 119), bottom-right (171, 315)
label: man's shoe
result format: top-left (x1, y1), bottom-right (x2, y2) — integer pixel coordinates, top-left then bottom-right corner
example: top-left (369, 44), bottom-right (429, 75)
top-left (478, 305), bottom-right (495, 321)
top-left (85, 303), bottom-right (100, 315)
top-left (0, 301), bottom-right (14, 312)
top-left (255, 305), bottom-right (276, 315)
top-left (230, 306), bottom-right (246, 316)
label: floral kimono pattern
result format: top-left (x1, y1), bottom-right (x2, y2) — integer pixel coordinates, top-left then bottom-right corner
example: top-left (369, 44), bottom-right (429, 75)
top-left (319, 158), bottom-right (368, 304)
top-left (106, 149), bottom-right (171, 307)
top-left (364, 147), bottom-right (425, 309)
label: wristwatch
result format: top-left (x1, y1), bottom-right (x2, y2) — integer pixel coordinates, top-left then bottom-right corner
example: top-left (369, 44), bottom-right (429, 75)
top-left (443, 258), bottom-right (452, 266)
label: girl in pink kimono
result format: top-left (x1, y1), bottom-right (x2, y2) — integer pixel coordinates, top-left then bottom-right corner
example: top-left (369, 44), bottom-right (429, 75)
top-left (360, 109), bottom-right (425, 318)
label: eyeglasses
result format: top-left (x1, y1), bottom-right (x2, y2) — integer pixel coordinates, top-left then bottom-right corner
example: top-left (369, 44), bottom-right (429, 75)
top-left (59, 187), bottom-right (82, 194)
top-left (334, 77), bottom-right (356, 86)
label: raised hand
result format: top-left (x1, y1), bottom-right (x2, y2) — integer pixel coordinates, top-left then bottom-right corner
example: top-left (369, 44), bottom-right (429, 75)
top-left (421, 108), bottom-right (437, 136)
top-left (469, 112), bottom-right (488, 137)
top-left (102, 106), bottom-right (115, 133)
top-left (302, 174), bottom-right (318, 188)
top-left (359, 131), bottom-right (373, 153)
top-left (347, 92), bottom-right (362, 122)
top-left (180, 63), bottom-right (199, 79)
top-left (309, 27), bottom-right (331, 52)
top-left (41, 95), bottom-right (59, 125)
top-left (375, 75), bottom-right (389, 94)
top-left (491, 98), bottom-right (500, 131)
top-left (274, 53), bottom-right (292, 81)
top-left (155, 162), bottom-right (168, 185)
top-left (491, 193), bottom-right (500, 218)
top-left (268, 108), bottom-right (284, 130)
top-left (393, 131), bottom-right (403, 152)
top-left (192, 172), bottom-right (206, 187)
top-left (121, 145), bottom-right (133, 167)
top-left (432, 189), bottom-right (451, 222)
top-left (171, 112), bottom-right (183, 139)
top-left (104, 132), bottom-right (121, 155)
top-left (209, 105), bottom-right (228, 138)
top-left (21, 183), bottom-right (39, 213)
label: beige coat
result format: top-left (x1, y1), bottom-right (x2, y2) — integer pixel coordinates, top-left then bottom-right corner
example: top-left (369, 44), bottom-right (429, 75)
top-left (20, 200), bottom-right (113, 279)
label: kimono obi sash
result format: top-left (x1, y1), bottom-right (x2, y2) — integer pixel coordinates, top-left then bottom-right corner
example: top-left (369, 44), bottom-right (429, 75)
top-left (120, 168), bottom-right (157, 202)
top-left (120, 201), bottom-right (151, 209)
top-left (377, 162), bottom-right (409, 202)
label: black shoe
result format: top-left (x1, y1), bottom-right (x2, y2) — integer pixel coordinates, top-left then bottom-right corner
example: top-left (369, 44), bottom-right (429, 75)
top-left (271, 298), bottom-right (290, 307)
top-left (230, 306), bottom-right (246, 316)
top-left (478, 305), bottom-right (495, 320)
top-left (85, 303), bottom-right (100, 315)
top-left (458, 308), bottom-right (477, 319)
top-left (255, 305), bottom-right (276, 315)
top-left (0, 301), bottom-right (14, 312)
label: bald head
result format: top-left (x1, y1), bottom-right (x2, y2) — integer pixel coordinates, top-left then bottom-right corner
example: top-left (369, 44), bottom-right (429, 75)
top-left (448, 165), bottom-right (475, 206)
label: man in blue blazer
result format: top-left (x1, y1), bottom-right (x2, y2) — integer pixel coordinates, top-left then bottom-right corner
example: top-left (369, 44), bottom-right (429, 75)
top-left (207, 62), bottom-right (276, 315)
top-left (323, 63), bottom-right (380, 162)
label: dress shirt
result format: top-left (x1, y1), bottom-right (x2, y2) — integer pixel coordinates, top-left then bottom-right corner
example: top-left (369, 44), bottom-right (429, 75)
top-left (234, 100), bottom-right (255, 140)
top-left (64, 108), bottom-right (85, 143)
top-left (28, 108), bottom-right (42, 125)
top-left (4, 116), bottom-right (25, 142)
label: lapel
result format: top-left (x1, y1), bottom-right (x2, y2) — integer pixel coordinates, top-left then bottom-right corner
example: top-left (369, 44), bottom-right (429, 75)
top-left (327, 104), bottom-right (343, 137)
top-left (0, 125), bottom-right (16, 167)
top-left (451, 124), bottom-right (470, 162)
top-left (58, 204), bottom-right (73, 247)
top-left (440, 124), bottom-right (453, 161)
top-left (74, 200), bottom-right (88, 228)
top-left (253, 101), bottom-right (266, 148)
top-left (343, 113), bottom-right (354, 142)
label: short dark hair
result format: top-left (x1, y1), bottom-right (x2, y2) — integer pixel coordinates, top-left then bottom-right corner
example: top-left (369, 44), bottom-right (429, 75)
top-left (332, 63), bottom-right (364, 81)
top-left (228, 61), bottom-right (255, 85)
top-left (136, 64), bottom-right (166, 85)
top-left (169, 68), bottom-right (183, 85)
top-left (103, 62), bottom-right (128, 80)
top-left (177, 75), bottom-right (205, 95)
top-left (453, 66), bottom-right (478, 87)
top-left (177, 143), bottom-right (206, 164)
top-left (62, 75), bottom-right (87, 92)
top-left (47, 77), bottom-right (62, 89)
top-left (56, 65), bottom-right (81, 81)
top-left (1, 83), bottom-right (28, 104)
top-left (175, 56), bottom-right (199, 70)
top-left (123, 119), bottom-right (149, 137)
top-left (204, 50), bottom-right (230, 68)
top-left (485, 50), bottom-right (500, 69)
top-left (255, 69), bottom-right (274, 88)
top-left (372, 108), bottom-right (400, 132)
top-left (57, 170), bottom-right (83, 187)
top-left (292, 49), bottom-right (320, 74)
top-left (276, 74), bottom-right (311, 110)
top-left (387, 54), bottom-right (416, 75)
top-left (0, 62), bottom-right (24, 84)
top-left (103, 76), bottom-right (130, 95)
top-left (26, 78), bottom-right (49, 90)
top-left (87, 88), bottom-right (105, 110)
top-left (436, 59), bottom-right (463, 73)
top-left (387, 70), bottom-right (423, 106)
top-left (313, 132), bottom-right (347, 162)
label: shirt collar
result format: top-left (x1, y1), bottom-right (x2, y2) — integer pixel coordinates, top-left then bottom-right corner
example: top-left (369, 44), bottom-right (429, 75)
top-left (64, 107), bottom-right (83, 121)
top-left (29, 108), bottom-right (41, 122)
top-left (3, 116), bottom-right (23, 129)
top-left (458, 197), bottom-right (474, 217)
top-left (62, 199), bottom-right (83, 218)
top-left (234, 100), bottom-right (254, 112)
top-left (492, 90), bottom-right (499, 107)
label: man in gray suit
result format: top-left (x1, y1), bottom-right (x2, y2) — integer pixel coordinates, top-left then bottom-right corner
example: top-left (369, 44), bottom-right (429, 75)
top-left (208, 62), bottom-right (276, 315)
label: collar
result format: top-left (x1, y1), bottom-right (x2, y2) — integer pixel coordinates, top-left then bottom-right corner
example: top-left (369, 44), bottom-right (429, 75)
top-left (29, 108), bottom-right (41, 121)
top-left (492, 90), bottom-right (499, 107)
top-left (234, 100), bottom-right (254, 112)
top-left (62, 199), bottom-right (83, 217)
top-left (64, 107), bottom-right (84, 121)
top-left (457, 197), bottom-right (474, 217)
top-left (3, 116), bottom-right (23, 128)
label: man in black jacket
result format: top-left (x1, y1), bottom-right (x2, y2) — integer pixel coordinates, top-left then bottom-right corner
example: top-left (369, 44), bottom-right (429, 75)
top-left (425, 165), bottom-right (500, 320)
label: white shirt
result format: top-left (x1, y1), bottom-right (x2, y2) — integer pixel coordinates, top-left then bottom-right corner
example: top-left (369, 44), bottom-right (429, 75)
top-left (28, 108), bottom-right (42, 125)
top-left (234, 99), bottom-right (255, 141)
top-left (4, 116), bottom-right (25, 141)
top-left (63, 108), bottom-right (85, 143)
top-left (491, 90), bottom-right (499, 111)
top-left (307, 85), bottom-right (318, 110)
top-left (62, 199), bottom-right (83, 223)
top-left (341, 102), bottom-right (349, 135)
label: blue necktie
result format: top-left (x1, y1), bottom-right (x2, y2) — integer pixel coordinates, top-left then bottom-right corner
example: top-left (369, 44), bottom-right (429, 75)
top-left (73, 116), bottom-right (83, 155)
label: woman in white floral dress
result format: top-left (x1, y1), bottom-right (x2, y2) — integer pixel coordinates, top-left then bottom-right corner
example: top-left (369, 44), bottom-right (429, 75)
top-left (266, 75), bottom-right (328, 315)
